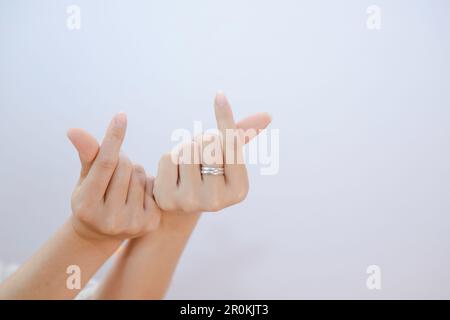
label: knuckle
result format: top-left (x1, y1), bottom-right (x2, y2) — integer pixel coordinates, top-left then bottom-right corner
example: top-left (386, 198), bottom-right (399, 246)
top-left (178, 144), bottom-right (189, 164)
top-left (227, 178), bottom-right (249, 205)
top-left (234, 185), bottom-right (249, 203)
top-left (152, 177), bottom-right (161, 193)
top-left (126, 222), bottom-right (142, 236)
top-left (205, 196), bottom-right (223, 212)
top-left (133, 165), bottom-right (146, 183)
top-left (152, 188), bottom-right (163, 206)
top-left (104, 202), bottom-right (120, 216)
top-left (99, 223), bottom-right (115, 235)
top-left (101, 217), bottom-right (122, 236)
top-left (179, 191), bottom-right (200, 213)
top-left (164, 202), bottom-right (177, 212)
top-left (73, 201), bottom-right (94, 222)
top-left (157, 198), bottom-right (176, 212)
top-left (119, 154), bottom-right (132, 169)
top-left (154, 190), bottom-right (184, 213)
top-left (159, 153), bottom-right (173, 167)
top-left (180, 199), bottom-right (197, 213)
top-left (147, 211), bottom-right (161, 231)
top-left (133, 164), bottom-right (145, 175)
top-left (98, 157), bottom-right (117, 170)
top-left (152, 189), bottom-right (163, 207)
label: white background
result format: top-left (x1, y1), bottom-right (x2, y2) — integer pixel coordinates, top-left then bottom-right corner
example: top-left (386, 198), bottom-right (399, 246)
top-left (1, 0), bottom-right (450, 299)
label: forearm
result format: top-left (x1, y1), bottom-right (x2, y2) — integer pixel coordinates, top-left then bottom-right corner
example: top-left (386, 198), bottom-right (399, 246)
top-left (94, 212), bottom-right (201, 300)
top-left (0, 220), bottom-right (121, 299)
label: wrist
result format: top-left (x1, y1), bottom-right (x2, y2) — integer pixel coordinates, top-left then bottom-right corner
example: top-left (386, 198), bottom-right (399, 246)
top-left (68, 217), bottom-right (123, 253)
top-left (160, 211), bottom-right (202, 234)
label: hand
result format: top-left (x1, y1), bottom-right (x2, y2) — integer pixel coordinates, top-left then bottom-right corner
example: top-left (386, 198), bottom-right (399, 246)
top-left (153, 92), bottom-right (271, 213)
top-left (67, 113), bottom-right (161, 241)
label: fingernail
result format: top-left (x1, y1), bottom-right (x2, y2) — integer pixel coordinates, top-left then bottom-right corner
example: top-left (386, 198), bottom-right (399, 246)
top-left (114, 112), bottom-right (127, 128)
top-left (215, 91), bottom-right (227, 108)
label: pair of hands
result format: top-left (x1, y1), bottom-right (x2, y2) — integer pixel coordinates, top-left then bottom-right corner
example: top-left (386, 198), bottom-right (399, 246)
top-left (68, 93), bottom-right (271, 241)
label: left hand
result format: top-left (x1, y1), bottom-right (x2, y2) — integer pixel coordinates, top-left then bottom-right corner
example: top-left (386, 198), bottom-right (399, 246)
top-left (67, 114), bottom-right (161, 241)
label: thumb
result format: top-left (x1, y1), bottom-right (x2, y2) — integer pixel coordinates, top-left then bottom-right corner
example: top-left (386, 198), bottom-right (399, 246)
top-left (67, 128), bottom-right (100, 180)
top-left (236, 112), bottom-right (272, 144)
top-left (215, 92), bottom-right (272, 145)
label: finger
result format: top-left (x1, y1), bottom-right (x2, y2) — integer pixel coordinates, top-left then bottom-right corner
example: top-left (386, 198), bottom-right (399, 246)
top-left (155, 153), bottom-right (178, 187)
top-left (82, 113), bottom-right (127, 199)
top-left (144, 176), bottom-right (156, 211)
top-left (126, 164), bottom-right (146, 208)
top-left (199, 134), bottom-right (226, 211)
top-left (104, 153), bottom-right (133, 205)
top-left (199, 133), bottom-right (225, 182)
top-left (153, 153), bottom-right (178, 211)
top-left (178, 141), bottom-right (202, 188)
top-left (144, 176), bottom-right (161, 231)
top-left (214, 92), bottom-right (239, 165)
top-left (214, 91), bottom-right (237, 137)
top-left (214, 92), bottom-right (247, 184)
top-left (236, 112), bottom-right (272, 144)
top-left (198, 134), bottom-right (223, 168)
top-left (67, 128), bottom-right (100, 180)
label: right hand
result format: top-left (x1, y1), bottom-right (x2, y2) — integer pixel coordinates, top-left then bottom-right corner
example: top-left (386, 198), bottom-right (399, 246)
top-left (67, 113), bottom-right (161, 241)
top-left (153, 92), bottom-right (272, 214)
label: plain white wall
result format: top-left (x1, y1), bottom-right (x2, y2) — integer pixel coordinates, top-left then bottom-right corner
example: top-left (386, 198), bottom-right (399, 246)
top-left (1, 0), bottom-right (450, 299)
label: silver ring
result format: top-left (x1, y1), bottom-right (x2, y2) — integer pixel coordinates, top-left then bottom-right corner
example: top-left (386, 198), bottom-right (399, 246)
top-left (201, 166), bottom-right (224, 176)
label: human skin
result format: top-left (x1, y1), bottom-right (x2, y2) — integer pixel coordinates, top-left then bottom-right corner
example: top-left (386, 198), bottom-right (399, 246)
top-left (0, 113), bottom-right (161, 299)
top-left (71, 93), bottom-right (271, 299)
top-left (94, 211), bottom-right (202, 299)
top-left (153, 92), bottom-right (260, 214)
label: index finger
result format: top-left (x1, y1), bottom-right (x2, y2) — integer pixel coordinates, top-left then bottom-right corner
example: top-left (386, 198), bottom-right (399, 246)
top-left (214, 91), bottom-right (237, 136)
top-left (214, 92), bottom-right (247, 184)
top-left (81, 112), bottom-right (127, 200)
